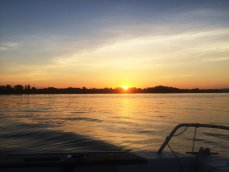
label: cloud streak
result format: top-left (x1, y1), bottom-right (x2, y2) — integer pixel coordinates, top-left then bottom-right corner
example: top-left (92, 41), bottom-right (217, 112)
top-left (0, 41), bottom-right (20, 51)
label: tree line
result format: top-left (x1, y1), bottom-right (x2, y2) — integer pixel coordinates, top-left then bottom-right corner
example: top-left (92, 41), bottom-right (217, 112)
top-left (0, 84), bottom-right (229, 94)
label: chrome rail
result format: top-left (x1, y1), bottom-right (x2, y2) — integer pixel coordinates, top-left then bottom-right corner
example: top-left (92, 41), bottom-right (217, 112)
top-left (157, 123), bottom-right (229, 154)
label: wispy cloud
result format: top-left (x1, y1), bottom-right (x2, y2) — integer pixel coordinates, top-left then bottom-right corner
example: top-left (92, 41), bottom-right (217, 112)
top-left (0, 41), bottom-right (20, 51)
top-left (1, 42), bottom-right (20, 48)
top-left (51, 27), bottom-right (229, 66)
top-left (0, 47), bottom-right (7, 51)
top-left (163, 74), bottom-right (194, 79)
top-left (204, 57), bottom-right (229, 62)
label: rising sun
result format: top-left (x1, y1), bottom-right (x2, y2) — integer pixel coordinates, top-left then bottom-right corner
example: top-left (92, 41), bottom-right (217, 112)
top-left (122, 85), bottom-right (129, 91)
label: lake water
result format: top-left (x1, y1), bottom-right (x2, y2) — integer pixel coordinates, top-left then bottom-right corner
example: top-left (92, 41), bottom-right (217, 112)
top-left (0, 94), bottom-right (228, 156)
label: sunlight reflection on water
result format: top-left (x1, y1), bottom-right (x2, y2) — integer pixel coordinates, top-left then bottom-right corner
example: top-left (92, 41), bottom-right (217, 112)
top-left (0, 94), bottom-right (228, 155)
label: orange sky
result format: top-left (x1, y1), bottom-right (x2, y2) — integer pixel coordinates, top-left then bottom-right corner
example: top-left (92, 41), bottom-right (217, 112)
top-left (1, 31), bottom-right (229, 89)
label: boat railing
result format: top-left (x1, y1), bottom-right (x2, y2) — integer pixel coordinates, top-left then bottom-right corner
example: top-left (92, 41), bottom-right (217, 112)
top-left (157, 123), bottom-right (229, 154)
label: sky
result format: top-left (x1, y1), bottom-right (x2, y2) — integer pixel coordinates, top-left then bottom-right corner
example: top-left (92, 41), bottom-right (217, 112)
top-left (0, 0), bottom-right (229, 89)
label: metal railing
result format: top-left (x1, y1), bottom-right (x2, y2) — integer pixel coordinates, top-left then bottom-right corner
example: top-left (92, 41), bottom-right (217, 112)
top-left (157, 123), bottom-right (229, 154)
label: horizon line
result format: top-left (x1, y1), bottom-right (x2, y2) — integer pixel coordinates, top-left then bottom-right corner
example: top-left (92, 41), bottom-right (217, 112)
top-left (1, 84), bottom-right (229, 90)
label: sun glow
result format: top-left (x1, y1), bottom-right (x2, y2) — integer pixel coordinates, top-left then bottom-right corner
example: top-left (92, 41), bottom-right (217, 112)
top-left (122, 85), bottom-right (129, 91)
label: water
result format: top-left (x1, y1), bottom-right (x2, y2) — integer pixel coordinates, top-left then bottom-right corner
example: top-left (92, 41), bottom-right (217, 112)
top-left (0, 94), bottom-right (228, 156)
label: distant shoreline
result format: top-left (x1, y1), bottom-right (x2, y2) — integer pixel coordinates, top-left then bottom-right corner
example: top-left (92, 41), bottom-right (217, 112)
top-left (1, 93), bottom-right (229, 95)
top-left (1, 85), bottom-right (229, 94)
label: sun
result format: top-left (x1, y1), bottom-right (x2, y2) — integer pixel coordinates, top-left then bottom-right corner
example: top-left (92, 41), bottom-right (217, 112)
top-left (122, 85), bottom-right (129, 91)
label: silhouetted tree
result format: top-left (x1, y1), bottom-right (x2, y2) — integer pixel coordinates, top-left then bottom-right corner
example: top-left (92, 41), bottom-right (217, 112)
top-left (14, 85), bottom-right (24, 92)
top-left (0, 84), bottom-right (228, 94)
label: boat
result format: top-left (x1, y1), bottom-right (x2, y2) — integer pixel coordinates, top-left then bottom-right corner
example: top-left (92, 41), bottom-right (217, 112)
top-left (0, 123), bottom-right (228, 172)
